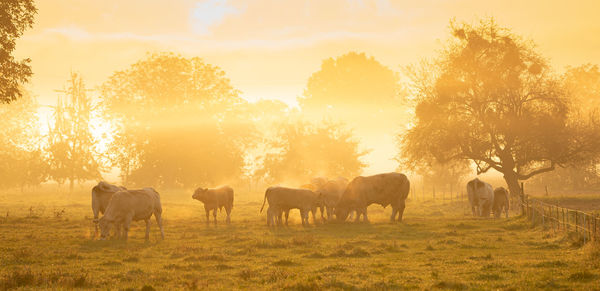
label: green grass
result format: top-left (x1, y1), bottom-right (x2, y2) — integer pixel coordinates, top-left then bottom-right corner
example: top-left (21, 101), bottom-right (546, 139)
top-left (0, 187), bottom-right (598, 290)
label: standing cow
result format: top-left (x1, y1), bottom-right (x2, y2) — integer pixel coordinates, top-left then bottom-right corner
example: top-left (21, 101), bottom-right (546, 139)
top-left (466, 178), bottom-right (494, 217)
top-left (192, 186), bottom-right (234, 225)
top-left (260, 186), bottom-right (321, 226)
top-left (335, 172), bottom-right (410, 223)
top-left (98, 188), bottom-right (165, 241)
top-left (493, 187), bottom-right (510, 218)
top-left (91, 181), bottom-right (126, 237)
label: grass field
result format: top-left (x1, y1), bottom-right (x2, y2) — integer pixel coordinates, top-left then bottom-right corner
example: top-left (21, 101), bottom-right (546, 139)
top-left (0, 188), bottom-right (599, 290)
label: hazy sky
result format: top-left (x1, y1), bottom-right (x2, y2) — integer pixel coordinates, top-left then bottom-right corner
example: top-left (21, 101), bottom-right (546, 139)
top-left (14, 0), bottom-right (600, 174)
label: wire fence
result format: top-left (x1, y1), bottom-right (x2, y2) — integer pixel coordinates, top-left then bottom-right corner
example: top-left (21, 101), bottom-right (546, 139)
top-left (519, 183), bottom-right (599, 243)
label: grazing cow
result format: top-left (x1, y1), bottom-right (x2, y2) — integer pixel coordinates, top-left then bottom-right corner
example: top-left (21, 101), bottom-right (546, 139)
top-left (260, 186), bottom-right (321, 226)
top-left (315, 178), bottom-right (348, 221)
top-left (91, 181), bottom-right (126, 237)
top-left (335, 172), bottom-right (410, 223)
top-left (493, 187), bottom-right (510, 218)
top-left (192, 186), bottom-right (234, 225)
top-left (466, 178), bottom-right (494, 217)
top-left (98, 188), bottom-right (165, 241)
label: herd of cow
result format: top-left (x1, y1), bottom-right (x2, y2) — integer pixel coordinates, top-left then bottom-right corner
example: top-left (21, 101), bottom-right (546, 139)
top-left (90, 172), bottom-right (509, 241)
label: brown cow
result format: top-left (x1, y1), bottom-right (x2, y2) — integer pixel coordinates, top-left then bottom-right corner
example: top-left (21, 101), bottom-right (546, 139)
top-left (316, 178), bottom-right (348, 221)
top-left (91, 181), bottom-right (126, 237)
top-left (260, 186), bottom-right (321, 226)
top-left (335, 172), bottom-right (410, 223)
top-left (192, 186), bottom-right (234, 225)
top-left (98, 188), bottom-right (165, 241)
top-left (492, 187), bottom-right (509, 218)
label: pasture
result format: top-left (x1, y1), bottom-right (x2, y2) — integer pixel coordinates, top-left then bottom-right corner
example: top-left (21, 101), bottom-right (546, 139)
top-left (0, 188), bottom-right (599, 290)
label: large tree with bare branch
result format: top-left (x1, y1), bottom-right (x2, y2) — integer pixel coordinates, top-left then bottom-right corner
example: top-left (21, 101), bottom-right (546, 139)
top-left (400, 18), bottom-right (600, 196)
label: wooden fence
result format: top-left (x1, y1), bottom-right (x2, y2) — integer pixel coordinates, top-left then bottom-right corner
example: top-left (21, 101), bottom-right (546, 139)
top-left (521, 187), bottom-right (599, 243)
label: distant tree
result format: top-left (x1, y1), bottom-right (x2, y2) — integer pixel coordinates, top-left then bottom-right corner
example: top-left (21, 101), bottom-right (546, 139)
top-left (101, 53), bottom-right (252, 188)
top-left (0, 91), bottom-right (48, 189)
top-left (530, 64), bottom-right (600, 190)
top-left (400, 18), bottom-right (600, 196)
top-left (47, 73), bottom-right (101, 190)
top-left (258, 121), bottom-right (368, 184)
top-left (299, 52), bottom-right (405, 131)
top-left (0, 0), bottom-right (36, 103)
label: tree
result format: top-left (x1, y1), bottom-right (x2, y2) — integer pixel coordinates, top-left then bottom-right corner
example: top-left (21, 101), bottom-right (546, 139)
top-left (101, 53), bottom-right (252, 188)
top-left (0, 91), bottom-right (48, 189)
top-left (47, 73), bottom-right (102, 190)
top-left (259, 121), bottom-right (368, 185)
top-left (298, 51), bottom-right (405, 131)
top-left (400, 18), bottom-right (600, 196)
top-left (529, 64), bottom-right (600, 190)
top-left (0, 0), bottom-right (36, 103)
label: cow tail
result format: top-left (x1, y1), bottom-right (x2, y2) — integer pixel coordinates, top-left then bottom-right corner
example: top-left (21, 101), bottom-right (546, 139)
top-left (260, 188), bottom-right (269, 213)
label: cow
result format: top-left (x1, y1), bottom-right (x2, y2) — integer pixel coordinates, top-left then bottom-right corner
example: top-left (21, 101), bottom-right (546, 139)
top-left (315, 178), bottom-right (348, 221)
top-left (466, 178), bottom-right (494, 217)
top-left (493, 187), bottom-right (509, 218)
top-left (335, 172), bottom-right (410, 223)
top-left (192, 186), bottom-right (234, 225)
top-left (260, 186), bottom-right (321, 226)
top-left (98, 188), bottom-right (165, 241)
top-left (91, 181), bottom-right (126, 237)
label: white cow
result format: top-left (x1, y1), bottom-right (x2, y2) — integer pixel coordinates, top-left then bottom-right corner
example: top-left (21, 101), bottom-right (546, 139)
top-left (466, 178), bottom-right (494, 217)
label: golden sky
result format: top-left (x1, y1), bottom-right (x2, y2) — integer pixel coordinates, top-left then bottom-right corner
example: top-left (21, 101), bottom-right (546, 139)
top-left (14, 0), bottom-right (600, 174)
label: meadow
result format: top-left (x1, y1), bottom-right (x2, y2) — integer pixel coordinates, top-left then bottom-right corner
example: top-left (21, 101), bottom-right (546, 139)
top-left (0, 187), bottom-right (599, 290)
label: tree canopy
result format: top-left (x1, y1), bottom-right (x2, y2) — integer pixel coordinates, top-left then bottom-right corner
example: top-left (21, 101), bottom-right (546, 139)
top-left (400, 18), bottom-right (600, 195)
top-left (259, 121), bottom-right (367, 185)
top-left (101, 53), bottom-right (251, 188)
top-left (0, 0), bottom-right (36, 103)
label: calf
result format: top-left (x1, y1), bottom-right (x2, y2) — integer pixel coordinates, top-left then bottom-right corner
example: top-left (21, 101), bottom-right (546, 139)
top-left (192, 186), bottom-right (234, 225)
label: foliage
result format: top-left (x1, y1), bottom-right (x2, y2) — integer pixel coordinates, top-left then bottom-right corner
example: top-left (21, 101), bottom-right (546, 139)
top-left (0, 92), bottom-right (47, 188)
top-left (100, 53), bottom-right (251, 188)
top-left (259, 121), bottom-right (367, 184)
top-left (299, 51), bottom-right (405, 132)
top-left (400, 18), bottom-right (600, 195)
top-left (0, 0), bottom-right (36, 103)
top-left (529, 64), bottom-right (600, 190)
top-left (46, 73), bottom-right (101, 189)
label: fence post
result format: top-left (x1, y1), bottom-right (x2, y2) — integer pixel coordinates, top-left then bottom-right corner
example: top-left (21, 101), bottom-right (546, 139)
top-left (575, 211), bottom-right (578, 234)
top-left (583, 214), bottom-right (587, 244)
top-left (541, 201), bottom-right (545, 228)
top-left (520, 182), bottom-right (526, 216)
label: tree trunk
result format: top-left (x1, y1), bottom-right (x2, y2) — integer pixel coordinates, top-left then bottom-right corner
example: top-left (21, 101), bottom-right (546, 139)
top-left (503, 171), bottom-right (521, 198)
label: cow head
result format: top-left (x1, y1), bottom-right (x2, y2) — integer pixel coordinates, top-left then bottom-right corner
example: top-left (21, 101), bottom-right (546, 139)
top-left (335, 206), bottom-right (350, 222)
top-left (192, 188), bottom-right (208, 201)
top-left (98, 217), bottom-right (112, 240)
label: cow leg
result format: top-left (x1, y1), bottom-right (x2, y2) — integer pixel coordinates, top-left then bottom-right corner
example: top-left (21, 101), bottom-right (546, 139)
top-left (397, 200), bottom-right (406, 222)
top-left (266, 207), bottom-right (273, 226)
top-left (213, 208), bottom-right (217, 226)
top-left (123, 215), bottom-right (133, 241)
top-left (145, 219), bottom-right (151, 241)
top-left (326, 206), bottom-right (332, 221)
top-left (225, 206), bottom-right (232, 225)
top-left (311, 208), bottom-right (318, 225)
top-left (154, 212), bottom-right (165, 240)
top-left (505, 206), bottom-right (509, 219)
top-left (362, 208), bottom-right (369, 223)
top-left (390, 208), bottom-right (398, 222)
top-left (204, 207), bottom-right (210, 226)
top-left (300, 209), bottom-right (307, 226)
top-left (354, 209), bottom-right (361, 223)
top-left (284, 210), bottom-right (290, 226)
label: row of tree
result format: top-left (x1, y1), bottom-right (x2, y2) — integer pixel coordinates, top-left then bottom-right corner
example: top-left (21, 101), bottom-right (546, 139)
top-left (2, 7), bottom-right (600, 193)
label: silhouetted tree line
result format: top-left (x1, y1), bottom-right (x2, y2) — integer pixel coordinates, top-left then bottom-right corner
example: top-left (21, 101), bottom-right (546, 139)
top-left (2, 10), bottom-right (600, 193)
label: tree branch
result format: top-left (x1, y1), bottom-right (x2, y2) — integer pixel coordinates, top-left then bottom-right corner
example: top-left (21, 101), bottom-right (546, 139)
top-left (517, 162), bottom-right (555, 180)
